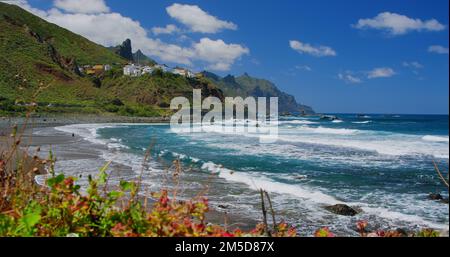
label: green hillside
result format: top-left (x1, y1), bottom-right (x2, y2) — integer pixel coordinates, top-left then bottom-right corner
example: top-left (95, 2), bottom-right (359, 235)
top-left (0, 2), bottom-right (109, 111)
top-left (0, 2), bottom-right (221, 117)
top-left (0, 3), bottom-right (124, 65)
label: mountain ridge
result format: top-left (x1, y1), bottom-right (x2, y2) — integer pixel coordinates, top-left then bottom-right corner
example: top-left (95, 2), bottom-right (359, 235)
top-left (201, 72), bottom-right (315, 114)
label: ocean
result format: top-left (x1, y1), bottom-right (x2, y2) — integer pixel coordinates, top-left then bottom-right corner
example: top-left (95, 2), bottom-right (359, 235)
top-left (53, 114), bottom-right (449, 236)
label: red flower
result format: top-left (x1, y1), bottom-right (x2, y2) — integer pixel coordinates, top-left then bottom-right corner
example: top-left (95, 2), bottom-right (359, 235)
top-left (221, 232), bottom-right (235, 237)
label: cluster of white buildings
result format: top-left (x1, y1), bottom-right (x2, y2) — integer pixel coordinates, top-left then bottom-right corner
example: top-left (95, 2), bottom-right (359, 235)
top-left (123, 64), bottom-right (159, 77)
top-left (123, 64), bottom-right (195, 78)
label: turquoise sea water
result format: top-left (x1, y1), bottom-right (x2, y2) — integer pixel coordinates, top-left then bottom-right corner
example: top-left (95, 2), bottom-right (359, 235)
top-left (55, 114), bottom-right (449, 235)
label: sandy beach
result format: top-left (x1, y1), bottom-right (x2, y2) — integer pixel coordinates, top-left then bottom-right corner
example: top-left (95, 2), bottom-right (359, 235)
top-left (0, 115), bottom-right (259, 231)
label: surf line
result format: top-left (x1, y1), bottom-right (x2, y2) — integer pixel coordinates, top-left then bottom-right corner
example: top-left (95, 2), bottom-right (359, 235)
top-left (169, 89), bottom-right (279, 143)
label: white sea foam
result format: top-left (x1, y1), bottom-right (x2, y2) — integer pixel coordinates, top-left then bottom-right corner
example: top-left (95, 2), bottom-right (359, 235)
top-left (361, 207), bottom-right (449, 230)
top-left (182, 122), bottom-right (449, 159)
top-left (200, 161), bottom-right (341, 205)
top-left (332, 120), bottom-right (343, 123)
top-left (279, 135), bottom-right (448, 158)
top-left (422, 135), bottom-right (449, 143)
top-left (294, 126), bottom-right (359, 135)
top-left (171, 151), bottom-right (200, 163)
top-left (277, 120), bottom-right (318, 125)
top-left (352, 121), bottom-right (372, 124)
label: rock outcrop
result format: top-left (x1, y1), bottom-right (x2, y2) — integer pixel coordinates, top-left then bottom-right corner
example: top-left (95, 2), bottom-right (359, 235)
top-left (113, 39), bottom-right (133, 61)
top-left (325, 204), bottom-right (358, 216)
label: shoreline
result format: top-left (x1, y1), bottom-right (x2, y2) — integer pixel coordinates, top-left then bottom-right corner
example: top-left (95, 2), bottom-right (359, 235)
top-left (1, 116), bottom-right (259, 231)
top-left (1, 114), bottom-right (449, 236)
top-left (0, 114), bottom-right (170, 129)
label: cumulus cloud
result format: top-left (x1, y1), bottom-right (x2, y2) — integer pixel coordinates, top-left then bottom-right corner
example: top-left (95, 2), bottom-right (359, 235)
top-left (193, 38), bottom-right (249, 71)
top-left (2, 0), bottom-right (248, 71)
top-left (1, 0), bottom-right (48, 17)
top-left (428, 45), bottom-right (449, 54)
top-left (367, 67), bottom-right (396, 79)
top-left (289, 40), bottom-right (336, 57)
top-left (151, 24), bottom-right (180, 35)
top-left (53, 0), bottom-right (109, 14)
top-left (402, 61), bottom-right (423, 69)
top-left (354, 12), bottom-right (446, 35)
top-left (338, 72), bottom-right (362, 84)
top-left (166, 3), bottom-right (237, 33)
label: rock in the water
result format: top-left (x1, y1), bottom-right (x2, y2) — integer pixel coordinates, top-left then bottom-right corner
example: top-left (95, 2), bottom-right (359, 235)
top-left (441, 198), bottom-right (449, 204)
top-left (324, 204), bottom-right (358, 216)
top-left (428, 193), bottom-right (443, 200)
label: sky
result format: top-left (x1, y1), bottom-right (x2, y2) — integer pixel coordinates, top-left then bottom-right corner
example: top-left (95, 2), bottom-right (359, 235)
top-left (3, 0), bottom-right (449, 114)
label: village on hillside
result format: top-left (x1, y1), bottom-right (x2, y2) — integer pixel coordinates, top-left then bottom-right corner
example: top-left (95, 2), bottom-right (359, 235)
top-left (78, 62), bottom-right (198, 79)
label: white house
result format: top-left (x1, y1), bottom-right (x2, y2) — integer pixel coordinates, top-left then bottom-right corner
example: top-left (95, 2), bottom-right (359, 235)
top-left (172, 67), bottom-right (195, 78)
top-left (186, 70), bottom-right (195, 78)
top-left (142, 66), bottom-right (154, 75)
top-left (123, 64), bottom-right (141, 77)
top-left (104, 64), bottom-right (112, 71)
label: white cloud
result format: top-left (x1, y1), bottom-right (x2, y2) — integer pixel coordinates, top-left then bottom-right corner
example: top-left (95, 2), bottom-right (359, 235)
top-left (289, 40), bottom-right (336, 57)
top-left (367, 67), bottom-right (396, 79)
top-left (193, 38), bottom-right (249, 71)
top-left (354, 12), bottom-right (446, 35)
top-left (166, 3), bottom-right (237, 33)
top-left (53, 0), bottom-right (109, 14)
top-left (402, 61), bottom-right (423, 69)
top-left (151, 24), bottom-right (180, 35)
top-left (1, 0), bottom-right (48, 17)
top-left (3, 0), bottom-right (248, 70)
top-left (295, 65), bottom-right (312, 71)
top-left (338, 72), bottom-right (362, 84)
top-left (428, 45), bottom-right (449, 54)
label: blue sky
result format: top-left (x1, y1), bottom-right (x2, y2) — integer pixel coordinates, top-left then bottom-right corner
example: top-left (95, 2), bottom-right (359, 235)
top-left (11, 0), bottom-right (450, 114)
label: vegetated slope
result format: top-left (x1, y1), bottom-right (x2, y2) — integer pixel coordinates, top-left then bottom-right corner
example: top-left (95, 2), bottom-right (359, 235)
top-left (0, 2), bottom-right (222, 117)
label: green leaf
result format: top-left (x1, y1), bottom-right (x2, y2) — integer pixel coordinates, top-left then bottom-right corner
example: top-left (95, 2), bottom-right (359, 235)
top-left (46, 174), bottom-right (65, 188)
top-left (21, 212), bottom-right (41, 229)
top-left (120, 181), bottom-right (135, 192)
top-left (15, 202), bottom-right (42, 236)
top-left (108, 191), bottom-right (124, 199)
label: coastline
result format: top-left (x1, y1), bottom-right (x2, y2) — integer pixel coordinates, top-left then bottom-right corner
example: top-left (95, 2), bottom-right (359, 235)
top-left (1, 114), bottom-right (449, 236)
top-left (0, 115), bottom-right (259, 231)
top-left (0, 114), bottom-right (170, 128)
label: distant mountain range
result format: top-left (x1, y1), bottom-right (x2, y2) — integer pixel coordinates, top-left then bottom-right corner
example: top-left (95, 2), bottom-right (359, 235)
top-left (201, 72), bottom-right (314, 114)
top-left (0, 2), bottom-right (314, 116)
